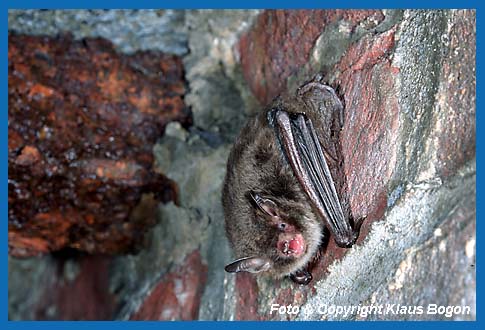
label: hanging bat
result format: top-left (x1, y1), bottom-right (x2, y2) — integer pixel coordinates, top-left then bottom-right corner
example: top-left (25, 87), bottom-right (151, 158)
top-left (222, 74), bottom-right (364, 285)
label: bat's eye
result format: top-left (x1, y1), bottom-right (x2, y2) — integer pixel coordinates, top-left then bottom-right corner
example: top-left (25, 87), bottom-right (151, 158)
top-left (278, 223), bottom-right (287, 231)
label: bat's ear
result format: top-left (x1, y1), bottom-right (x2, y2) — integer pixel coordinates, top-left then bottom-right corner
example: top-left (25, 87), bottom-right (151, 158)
top-left (248, 191), bottom-right (280, 218)
top-left (225, 256), bottom-right (272, 274)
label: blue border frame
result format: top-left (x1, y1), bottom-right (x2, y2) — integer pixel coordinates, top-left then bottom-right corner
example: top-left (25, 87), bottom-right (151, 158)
top-left (476, 3), bottom-right (481, 327)
top-left (2, 1), bottom-right (479, 9)
top-left (2, 1), bottom-right (7, 325)
top-left (3, 0), bottom-right (480, 328)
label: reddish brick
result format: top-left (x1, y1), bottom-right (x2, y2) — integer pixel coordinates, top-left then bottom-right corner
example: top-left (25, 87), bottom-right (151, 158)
top-left (436, 10), bottom-right (476, 177)
top-left (235, 273), bottom-right (261, 320)
top-left (36, 256), bottom-right (116, 320)
top-left (239, 9), bottom-right (384, 105)
top-left (237, 10), bottom-right (400, 294)
top-left (130, 250), bottom-right (208, 320)
top-left (334, 28), bottom-right (399, 229)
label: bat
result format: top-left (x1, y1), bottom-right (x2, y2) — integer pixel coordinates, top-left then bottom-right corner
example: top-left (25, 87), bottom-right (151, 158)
top-left (222, 74), bottom-right (364, 285)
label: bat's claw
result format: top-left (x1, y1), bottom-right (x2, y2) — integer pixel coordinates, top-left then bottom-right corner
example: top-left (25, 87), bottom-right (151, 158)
top-left (290, 269), bottom-right (313, 285)
top-left (312, 72), bottom-right (325, 83)
top-left (351, 215), bottom-right (367, 245)
top-left (335, 215), bottom-right (367, 248)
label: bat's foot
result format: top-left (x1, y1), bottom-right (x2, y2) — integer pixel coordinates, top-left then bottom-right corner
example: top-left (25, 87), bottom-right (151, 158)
top-left (349, 215), bottom-right (367, 246)
top-left (297, 77), bottom-right (337, 100)
top-left (335, 215), bottom-right (367, 248)
top-left (290, 269), bottom-right (313, 285)
top-left (296, 75), bottom-right (344, 130)
top-left (297, 74), bottom-right (325, 94)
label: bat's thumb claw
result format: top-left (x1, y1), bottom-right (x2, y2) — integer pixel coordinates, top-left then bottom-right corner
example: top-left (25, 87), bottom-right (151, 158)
top-left (313, 72), bottom-right (324, 82)
top-left (351, 215), bottom-right (367, 244)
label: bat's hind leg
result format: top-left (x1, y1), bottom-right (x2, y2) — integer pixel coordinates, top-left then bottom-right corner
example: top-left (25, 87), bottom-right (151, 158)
top-left (297, 74), bottom-right (344, 129)
top-left (290, 268), bottom-right (313, 285)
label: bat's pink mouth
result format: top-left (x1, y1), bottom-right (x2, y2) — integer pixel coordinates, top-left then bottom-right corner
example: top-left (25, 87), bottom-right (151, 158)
top-left (278, 233), bottom-right (305, 257)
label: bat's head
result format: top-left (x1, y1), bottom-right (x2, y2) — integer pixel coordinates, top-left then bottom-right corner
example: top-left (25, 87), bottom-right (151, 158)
top-left (223, 190), bottom-right (323, 278)
top-left (222, 111), bottom-right (324, 280)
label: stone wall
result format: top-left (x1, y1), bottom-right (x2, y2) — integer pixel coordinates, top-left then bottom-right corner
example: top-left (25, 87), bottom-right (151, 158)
top-left (8, 9), bottom-right (475, 320)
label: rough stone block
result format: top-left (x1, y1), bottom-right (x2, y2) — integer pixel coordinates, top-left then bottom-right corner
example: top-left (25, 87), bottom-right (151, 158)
top-left (8, 34), bottom-right (190, 257)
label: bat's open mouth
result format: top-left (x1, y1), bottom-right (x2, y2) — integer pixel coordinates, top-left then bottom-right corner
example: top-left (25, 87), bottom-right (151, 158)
top-left (278, 233), bottom-right (305, 257)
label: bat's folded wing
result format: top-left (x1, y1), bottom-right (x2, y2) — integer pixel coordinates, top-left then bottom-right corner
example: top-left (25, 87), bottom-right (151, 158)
top-left (270, 109), bottom-right (356, 248)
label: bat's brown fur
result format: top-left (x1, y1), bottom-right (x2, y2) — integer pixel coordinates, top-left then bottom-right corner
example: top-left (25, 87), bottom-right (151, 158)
top-left (222, 75), bottom-right (355, 281)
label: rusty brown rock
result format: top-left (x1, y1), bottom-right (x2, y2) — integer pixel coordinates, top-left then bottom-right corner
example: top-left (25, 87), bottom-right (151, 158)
top-left (130, 250), bottom-right (208, 320)
top-left (8, 33), bottom-right (191, 257)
